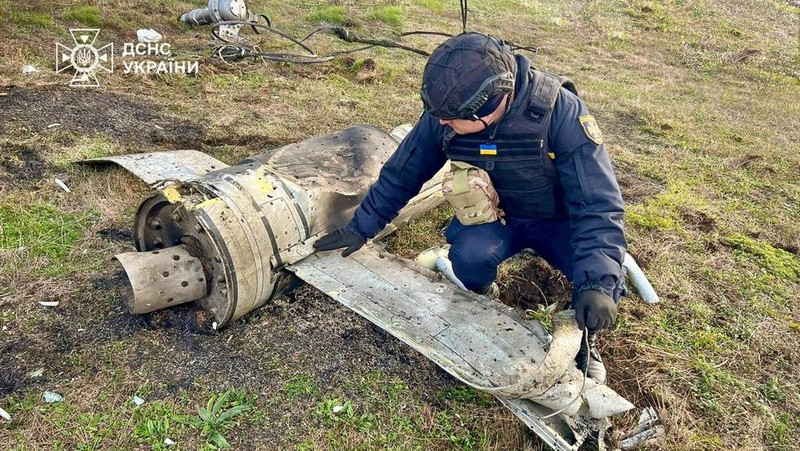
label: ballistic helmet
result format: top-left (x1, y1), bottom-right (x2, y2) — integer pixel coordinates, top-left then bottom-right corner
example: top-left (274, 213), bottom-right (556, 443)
top-left (421, 32), bottom-right (516, 120)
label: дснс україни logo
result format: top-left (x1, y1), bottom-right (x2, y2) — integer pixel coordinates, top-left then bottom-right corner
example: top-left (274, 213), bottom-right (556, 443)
top-left (56, 29), bottom-right (114, 87)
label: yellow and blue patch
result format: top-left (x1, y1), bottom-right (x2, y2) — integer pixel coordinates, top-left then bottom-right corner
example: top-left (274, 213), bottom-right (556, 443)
top-left (579, 115), bottom-right (604, 145)
top-left (479, 143), bottom-right (497, 156)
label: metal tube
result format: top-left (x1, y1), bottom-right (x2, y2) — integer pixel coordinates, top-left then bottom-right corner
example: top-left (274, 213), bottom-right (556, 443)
top-left (114, 245), bottom-right (208, 314)
top-left (623, 253), bottom-right (660, 304)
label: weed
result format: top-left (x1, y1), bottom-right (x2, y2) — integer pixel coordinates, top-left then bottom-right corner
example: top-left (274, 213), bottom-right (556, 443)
top-left (758, 377), bottom-right (786, 403)
top-left (284, 374), bottom-right (318, 400)
top-left (184, 390), bottom-right (252, 449)
top-left (132, 400), bottom-right (187, 449)
top-left (62, 6), bottom-right (102, 27)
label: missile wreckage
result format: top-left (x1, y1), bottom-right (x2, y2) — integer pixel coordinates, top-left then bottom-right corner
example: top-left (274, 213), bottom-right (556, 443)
top-left (83, 124), bottom-right (653, 450)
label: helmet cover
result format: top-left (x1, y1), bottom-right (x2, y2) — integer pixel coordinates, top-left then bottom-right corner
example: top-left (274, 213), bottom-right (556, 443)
top-left (421, 32), bottom-right (516, 119)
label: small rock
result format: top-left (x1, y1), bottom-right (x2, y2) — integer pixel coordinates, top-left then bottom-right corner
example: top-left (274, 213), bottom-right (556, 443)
top-left (22, 65), bottom-right (38, 74)
top-left (164, 438), bottom-right (175, 446)
top-left (332, 405), bottom-right (344, 413)
top-left (132, 396), bottom-right (145, 406)
top-left (43, 391), bottom-right (63, 403)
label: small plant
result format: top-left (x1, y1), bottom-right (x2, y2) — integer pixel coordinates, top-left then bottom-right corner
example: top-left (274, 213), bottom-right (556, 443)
top-left (186, 390), bottom-right (252, 449)
top-left (524, 302), bottom-right (559, 331)
top-left (285, 375), bottom-right (318, 400)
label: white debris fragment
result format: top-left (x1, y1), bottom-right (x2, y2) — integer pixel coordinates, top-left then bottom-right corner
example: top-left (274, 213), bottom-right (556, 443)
top-left (54, 178), bottom-right (71, 193)
top-left (132, 396), bottom-right (145, 406)
top-left (620, 406), bottom-right (663, 450)
top-left (2, 326), bottom-right (7, 331)
top-left (137, 28), bottom-right (163, 43)
top-left (43, 391), bottom-right (63, 403)
top-left (332, 405), bottom-right (344, 413)
top-left (0, 406), bottom-right (11, 421)
top-left (47, 123), bottom-right (61, 129)
top-left (39, 300), bottom-right (60, 307)
top-left (28, 368), bottom-right (44, 378)
top-left (212, 321), bottom-right (218, 330)
top-left (22, 65), bottom-right (38, 74)
top-left (164, 438), bottom-right (175, 446)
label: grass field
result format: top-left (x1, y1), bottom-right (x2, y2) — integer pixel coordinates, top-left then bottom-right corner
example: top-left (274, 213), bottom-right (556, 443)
top-left (1, 0), bottom-right (798, 449)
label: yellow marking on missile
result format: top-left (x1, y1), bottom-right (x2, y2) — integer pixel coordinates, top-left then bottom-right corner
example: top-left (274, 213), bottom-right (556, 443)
top-left (196, 198), bottom-right (223, 210)
top-left (162, 185), bottom-right (182, 203)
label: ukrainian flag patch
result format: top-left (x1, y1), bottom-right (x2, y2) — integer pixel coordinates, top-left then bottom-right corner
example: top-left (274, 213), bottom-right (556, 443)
top-left (579, 115), bottom-right (603, 145)
top-left (479, 144), bottom-right (497, 156)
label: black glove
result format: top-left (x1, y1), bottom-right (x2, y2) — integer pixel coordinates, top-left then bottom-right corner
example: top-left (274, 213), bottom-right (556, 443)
top-left (574, 290), bottom-right (617, 331)
top-left (312, 227), bottom-right (366, 257)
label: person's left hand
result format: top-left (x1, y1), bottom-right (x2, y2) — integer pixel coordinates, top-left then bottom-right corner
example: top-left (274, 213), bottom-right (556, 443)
top-left (574, 290), bottom-right (617, 331)
top-left (312, 227), bottom-right (365, 257)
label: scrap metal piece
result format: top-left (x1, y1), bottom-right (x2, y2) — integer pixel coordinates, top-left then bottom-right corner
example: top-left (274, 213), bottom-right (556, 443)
top-left (179, 0), bottom-right (262, 42)
top-left (80, 150), bottom-right (228, 186)
top-left (287, 244), bottom-right (634, 448)
top-left (620, 407), bottom-right (662, 450)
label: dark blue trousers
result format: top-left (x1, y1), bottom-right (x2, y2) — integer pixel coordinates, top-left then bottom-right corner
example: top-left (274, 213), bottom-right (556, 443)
top-left (446, 217), bottom-right (598, 300)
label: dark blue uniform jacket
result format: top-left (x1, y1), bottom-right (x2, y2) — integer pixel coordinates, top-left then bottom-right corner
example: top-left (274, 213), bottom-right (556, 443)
top-left (345, 55), bottom-right (627, 296)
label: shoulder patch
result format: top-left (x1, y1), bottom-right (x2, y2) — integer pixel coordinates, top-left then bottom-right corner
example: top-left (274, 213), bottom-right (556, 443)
top-left (579, 115), bottom-right (603, 145)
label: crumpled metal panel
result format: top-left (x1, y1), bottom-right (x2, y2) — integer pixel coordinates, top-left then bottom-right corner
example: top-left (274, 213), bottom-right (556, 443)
top-left (79, 150), bottom-right (229, 186)
top-left (287, 244), bottom-right (634, 450)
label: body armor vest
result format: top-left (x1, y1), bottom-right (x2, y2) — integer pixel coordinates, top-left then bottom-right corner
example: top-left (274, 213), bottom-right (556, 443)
top-left (442, 70), bottom-right (578, 224)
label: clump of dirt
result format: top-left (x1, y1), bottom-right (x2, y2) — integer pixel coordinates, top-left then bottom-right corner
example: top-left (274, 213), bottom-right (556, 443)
top-left (679, 207), bottom-right (716, 233)
top-left (498, 252), bottom-right (572, 311)
top-left (0, 85), bottom-right (205, 148)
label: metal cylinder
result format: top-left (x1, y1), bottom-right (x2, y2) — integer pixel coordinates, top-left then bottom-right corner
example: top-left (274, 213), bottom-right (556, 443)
top-left (179, 0), bottom-right (249, 25)
top-left (115, 245), bottom-right (208, 314)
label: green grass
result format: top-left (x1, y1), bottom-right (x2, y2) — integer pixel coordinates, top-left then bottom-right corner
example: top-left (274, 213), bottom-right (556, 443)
top-left (284, 375), bottom-right (318, 400)
top-left (723, 233), bottom-right (800, 281)
top-left (61, 5), bottom-right (102, 27)
top-left (8, 9), bottom-right (55, 29)
top-left (365, 6), bottom-right (404, 27)
top-left (306, 6), bottom-right (347, 25)
top-left (0, 203), bottom-right (97, 260)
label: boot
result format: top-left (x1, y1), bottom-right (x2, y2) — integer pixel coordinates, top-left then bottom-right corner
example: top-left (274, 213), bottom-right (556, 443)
top-left (575, 331), bottom-right (607, 384)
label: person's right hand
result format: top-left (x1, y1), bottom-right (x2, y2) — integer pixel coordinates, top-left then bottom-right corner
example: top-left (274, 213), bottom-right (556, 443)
top-left (312, 227), bottom-right (366, 257)
top-left (574, 290), bottom-right (617, 331)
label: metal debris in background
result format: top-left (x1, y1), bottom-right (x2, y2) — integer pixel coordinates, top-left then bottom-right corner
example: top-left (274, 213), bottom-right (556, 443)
top-left (620, 407), bottom-right (663, 450)
top-left (179, 0), bottom-right (269, 42)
